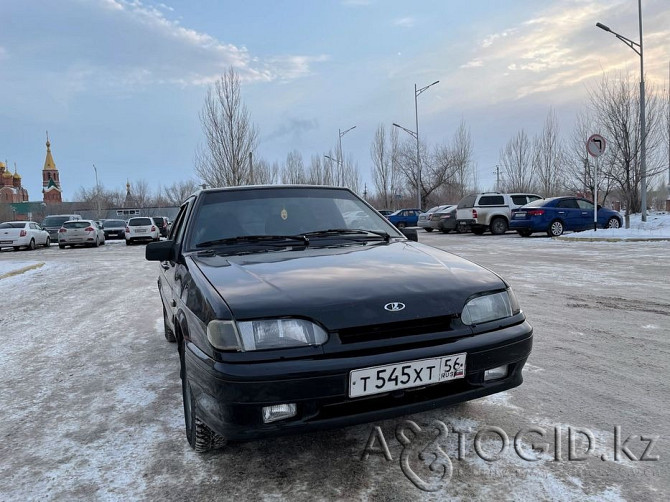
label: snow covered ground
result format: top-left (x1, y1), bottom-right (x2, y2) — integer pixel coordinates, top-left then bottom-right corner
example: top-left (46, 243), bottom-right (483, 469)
top-left (0, 234), bottom-right (668, 501)
top-left (558, 211), bottom-right (670, 240)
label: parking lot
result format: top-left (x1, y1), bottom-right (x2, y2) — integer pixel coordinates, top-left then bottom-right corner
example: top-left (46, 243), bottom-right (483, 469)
top-left (1, 232), bottom-right (668, 501)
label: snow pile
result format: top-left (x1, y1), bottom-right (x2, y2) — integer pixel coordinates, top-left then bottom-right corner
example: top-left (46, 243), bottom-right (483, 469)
top-left (559, 211), bottom-right (670, 240)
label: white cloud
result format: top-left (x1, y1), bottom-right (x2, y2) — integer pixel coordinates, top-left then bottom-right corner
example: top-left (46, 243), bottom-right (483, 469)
top-left (393, 17), bottom-right (416, 28)
top-left (461, 59), bottom-right (483, 69)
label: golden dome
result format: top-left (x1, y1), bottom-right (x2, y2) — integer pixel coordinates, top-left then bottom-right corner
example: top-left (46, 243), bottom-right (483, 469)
top-left (0, 161), bottom-right (6, 168)
top-left (2, 169), bottom-right (13, 178)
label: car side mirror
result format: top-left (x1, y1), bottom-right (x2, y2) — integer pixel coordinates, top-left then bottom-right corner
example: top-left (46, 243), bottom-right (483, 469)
top-left (401, 228), bottom-right (418, 242)
top-left (146, 240), bottom-right (175, 261)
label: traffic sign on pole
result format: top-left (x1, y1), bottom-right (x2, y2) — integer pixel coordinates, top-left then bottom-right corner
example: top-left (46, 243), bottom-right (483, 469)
top-left (586, 134), bottom-right (606, 157)
top-left (586, 134), bottom-right (606, 231)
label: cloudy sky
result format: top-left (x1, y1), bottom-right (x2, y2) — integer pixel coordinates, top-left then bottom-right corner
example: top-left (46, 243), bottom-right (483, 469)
top-left (1, 0), bottom-right (669, 202)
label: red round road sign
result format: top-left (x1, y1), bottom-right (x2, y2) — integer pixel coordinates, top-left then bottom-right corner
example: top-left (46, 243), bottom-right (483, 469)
top-left (586, 134), bottom-right (606, 157)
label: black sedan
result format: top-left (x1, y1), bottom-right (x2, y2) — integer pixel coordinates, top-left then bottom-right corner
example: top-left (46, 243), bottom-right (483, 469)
top-left (146, 185), bottom-right (533, 452)
top-left (101, 219), bottom-right (127, 239)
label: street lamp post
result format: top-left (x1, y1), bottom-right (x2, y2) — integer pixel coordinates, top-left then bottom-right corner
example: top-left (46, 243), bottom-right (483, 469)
top-left (338, 125), bottom-right (356, 181)
top-left (394, 80), bottom-right (439, 210)
top-left (596, 0), bottom-right (647, 222)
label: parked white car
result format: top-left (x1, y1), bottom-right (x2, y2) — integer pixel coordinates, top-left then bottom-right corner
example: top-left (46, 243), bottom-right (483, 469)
top-left (125, 217), bottom-right (160, 245)
top-left (58, 220), bottom-right (106, 248)
top-left (0, 221), bottom-right (51, 250)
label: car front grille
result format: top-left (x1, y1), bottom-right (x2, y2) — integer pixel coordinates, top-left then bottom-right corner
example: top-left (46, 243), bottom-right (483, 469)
top-left (336, 315), bottom-right (460, 344)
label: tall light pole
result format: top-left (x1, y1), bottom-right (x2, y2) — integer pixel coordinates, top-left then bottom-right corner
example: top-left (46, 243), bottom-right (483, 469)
top-left (394, 80), bottom-right (439, 210)
top-left (338, 125), bottom-right (356, 182)
top-left (596, 0), bottom-right (646, 221)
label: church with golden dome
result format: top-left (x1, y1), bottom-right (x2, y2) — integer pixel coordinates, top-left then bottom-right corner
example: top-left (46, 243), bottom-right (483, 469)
top-left (0, 160), bottom-right (29, 203)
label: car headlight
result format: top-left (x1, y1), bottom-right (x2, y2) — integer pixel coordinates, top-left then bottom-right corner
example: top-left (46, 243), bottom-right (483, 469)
top-left (207, 319), bottom-right (328, 351)
top-left (461, 288), bottom-right (520, 326)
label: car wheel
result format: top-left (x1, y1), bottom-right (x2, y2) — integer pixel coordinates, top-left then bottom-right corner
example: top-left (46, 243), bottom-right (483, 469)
top-left (472, 227), bottom-right (485, 235)
top-left (517, 230), bottom-right (532, 237)
top-left (59, 243), bottom-right (65, 249)
top-left (607, 217), bottom-right (620, 229)
top-left (490, 217), bottom-right (508, 235)
top-left (181, 347), bottom-right (226, 452)
top-left (396, 222), bottom-right (406, 229)
top-left (548, 220), bottom-right (564, 237)
top-left (13, 246), bottom-right (20, 251)
top-left (441, 229), bottom-right (451, 234)
top-left (424, 227), bottom-right (433, 232)
top-left (125, 240), bottom-right (131, 246)
top-left (163, 306), bottom-right (176, 343)
top-left (28, 239), bottom-right (36, 251)
top-left (44, 237), bottom-right (51, 247)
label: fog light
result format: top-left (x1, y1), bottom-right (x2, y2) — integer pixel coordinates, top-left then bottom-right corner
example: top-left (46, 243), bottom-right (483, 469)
top-left (484, 365), bottom-right (508, 381)
top-left (262, 404), bottom-right (297, 423)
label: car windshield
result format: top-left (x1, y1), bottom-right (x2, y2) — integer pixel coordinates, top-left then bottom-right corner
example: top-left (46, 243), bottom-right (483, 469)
top-left (129, 218), bottom-right (153, 226)
top-left (103, 220), bottom-right (126, 227)
top-left (187, 187), bottom-right (402, 250)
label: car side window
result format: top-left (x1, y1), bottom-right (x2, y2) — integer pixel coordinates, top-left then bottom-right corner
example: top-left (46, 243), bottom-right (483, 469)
top-left (577, 200), bottom-right (594, 210)
top-left (557, 199), bottom-right (579, 209)
top-left (478, 195), bottom-right (504, 206)
top-left (511, 195), bottom-right (527, 206)
top-left (171, 202), bottom-right (191, 243)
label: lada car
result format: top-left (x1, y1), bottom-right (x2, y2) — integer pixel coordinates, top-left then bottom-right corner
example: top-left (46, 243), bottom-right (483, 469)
top-left (146, 185), bottom-right (533, 452)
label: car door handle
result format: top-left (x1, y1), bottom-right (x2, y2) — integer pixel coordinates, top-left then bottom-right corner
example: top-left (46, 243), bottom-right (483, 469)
top-left (558, 211), bottom-right (565, 214)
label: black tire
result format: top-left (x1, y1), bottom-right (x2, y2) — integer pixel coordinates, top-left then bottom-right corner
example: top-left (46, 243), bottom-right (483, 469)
top-left (59, 243), bottom-right (65, 249)
top-left (396, 222), bottom-right (406, 229)
top-left (125, 239), bottom-right (131, 246)
top-left (28, 239), bottom-right (36, 251)
top-left (490, 217), bottom-right (508, 235)
top-left (44, 237), bottom-right (51, 247)
top-left (424, 227), bottom-right (433, 232)
top-left (441, 229), bottom-right (451, 234)
top-left (181, 346), bottom-right (226, 452)
top-left (517, 230), bottom-right (532, 237)
top-left (607, 217), bottom-right (620, 229)
top-left (163, 306), bottom-right (176, 343)
top-left (548, 220), bottom-right (564, 237)
top-left (472, 227), bottom-right (485, 235)
top-left (13, 246), bottom-right (20, 251)
top-left (94, 237), bottom-right (99, 248)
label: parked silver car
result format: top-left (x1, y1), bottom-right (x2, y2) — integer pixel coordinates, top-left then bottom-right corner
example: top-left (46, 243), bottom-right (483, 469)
top-left (58, 220), bottom-right (105, 248)
top-left (418, 205), bottom-right (450, 232)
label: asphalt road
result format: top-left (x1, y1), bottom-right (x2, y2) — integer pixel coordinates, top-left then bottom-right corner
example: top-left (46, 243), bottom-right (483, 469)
top-left (1, 232), bottom-right (668, 501)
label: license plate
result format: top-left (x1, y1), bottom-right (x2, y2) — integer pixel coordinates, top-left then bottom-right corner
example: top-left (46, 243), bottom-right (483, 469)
top-left (136, 229), bottom-right (146, 233)
top-left (515, 212), bottom-right (526, 218)
top-left (349, 353), bottom-right (466, 398)
top-left (0, 240), bottom-right (12, 244)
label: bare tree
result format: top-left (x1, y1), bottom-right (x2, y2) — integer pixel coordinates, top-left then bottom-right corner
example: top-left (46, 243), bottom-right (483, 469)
top-left (163, 180), bottom-right (199, 206)
top-left (370, 124), bottom-right (398, 209)
top-left (589, 72), bottom-right (666, 224)
top-left (195, 68), bottom-right (259, 188)
top-left (281, 150), bottom-right (307, 184)
top-left (451, 119), bottom-right (475, 199)
top-left (499, 130), bottom-right (535, 192)
top-left (533, 108), bottom-right (564, 197)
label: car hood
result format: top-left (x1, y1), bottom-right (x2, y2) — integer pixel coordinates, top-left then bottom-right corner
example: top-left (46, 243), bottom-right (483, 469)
top-left (190, 241), bottom-right (505, 330)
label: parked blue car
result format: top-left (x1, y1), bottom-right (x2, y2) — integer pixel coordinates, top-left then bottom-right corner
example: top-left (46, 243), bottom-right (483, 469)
top-left (386, 208), bottom-right (422, 229)
top-left (510, 196), bottom-right (622, 237)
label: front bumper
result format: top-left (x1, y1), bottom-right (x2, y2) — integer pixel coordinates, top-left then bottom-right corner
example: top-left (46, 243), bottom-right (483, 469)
top-left (185, 321), bottom-right (533, 441)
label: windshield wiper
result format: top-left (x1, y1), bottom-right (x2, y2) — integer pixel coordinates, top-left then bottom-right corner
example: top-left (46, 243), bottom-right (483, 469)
top-left (196, 234), bottom-right (309, 248)
top-left (303, 228), bottom-right (391, 243)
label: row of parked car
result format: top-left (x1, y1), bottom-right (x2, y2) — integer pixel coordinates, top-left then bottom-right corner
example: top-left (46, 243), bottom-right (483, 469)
top-left (0, 215), bottom-right (171, 251)
top-left (383, 192), bottom-right (623, 237)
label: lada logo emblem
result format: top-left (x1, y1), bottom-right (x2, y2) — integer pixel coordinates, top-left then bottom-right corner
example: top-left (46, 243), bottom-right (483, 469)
top-left (384, 302), bottom-right (406, 312)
